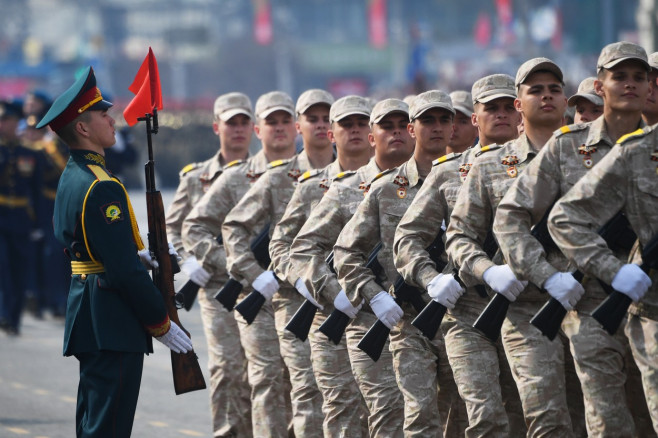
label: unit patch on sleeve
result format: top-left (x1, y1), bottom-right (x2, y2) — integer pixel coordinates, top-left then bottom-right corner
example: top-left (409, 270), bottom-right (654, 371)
top-left (101, 201), bottom-right (124, 224)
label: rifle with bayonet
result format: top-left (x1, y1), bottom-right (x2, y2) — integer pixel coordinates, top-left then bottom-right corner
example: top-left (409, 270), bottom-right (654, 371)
top-left (214, 223), bottom-right (270, 312)
top-left (175, 234), bottom-right (222, 311)
top-left (318, 243), bottom-right (383, 344)
top-left (531, 211), bottom-right (636, 339)
top-left (142, 110), bottom-right (206, 395)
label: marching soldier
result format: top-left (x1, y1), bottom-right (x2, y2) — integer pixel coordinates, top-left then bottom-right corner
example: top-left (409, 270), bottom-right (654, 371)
top-left (269, 95), bottom-right (373, 437)
top-left (221, 89), bottom-right (334, 438)
top-left (0, 99), bottom-right (45, 335)
top-left (447, 90), bottom-right (479, 153)
top-left (568, 77), bottom-right (604, 124)
top-left (166, 92), bottom-right (253, 437)
top-left (37, 66), bottom-right (193, 436)
top-left (643, 52), bottom-right (658, 126)
top-left (290, 98), bottom-right (413, 437)
top-left (333, 91), bottom-right (467, 436)
top-left (182, 91), bottom-right (296, 437)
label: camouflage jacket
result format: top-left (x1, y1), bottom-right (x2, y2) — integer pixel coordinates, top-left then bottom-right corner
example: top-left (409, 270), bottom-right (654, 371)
top-left (289, 158), bottom-right (381, 304)
top-left (270, 160), bottom-right (342, 287)
top-left (549, 125), bottom-right (658, 316)
top-left (334, 155), bottom-right (425, 306)
top-left (181, 149), bottom-right (268, 283)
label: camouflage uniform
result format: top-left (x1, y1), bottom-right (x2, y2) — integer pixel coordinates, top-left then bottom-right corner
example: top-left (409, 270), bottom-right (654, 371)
top-left (290, 158), bottom-right (405, 438)
top-left (182, 150), bottom-right (283, 437)
top-left (167, 151), bottom-right (251, 437)
top-left (270, 160), bottom-right (369, 438)
top-left (549, 126), bottom-right (658, 434)
top-left (447, 134), bottom-right (572, 437)
top-left (334, 152), bottom-right (465, 437)
top-left (222, 150), bottom-right (324, 438)
top-left (493, 116), bottom-right (649, 437)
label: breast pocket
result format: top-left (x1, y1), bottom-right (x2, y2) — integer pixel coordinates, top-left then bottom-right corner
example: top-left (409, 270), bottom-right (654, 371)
top-left (631, 173), bottom-right (658, 231)
top-left (491, 179), bottom-right (514, 204)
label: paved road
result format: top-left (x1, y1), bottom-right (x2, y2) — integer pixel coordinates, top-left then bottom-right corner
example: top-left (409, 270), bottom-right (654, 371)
top-left (0, 189), bottom-right (214, 437)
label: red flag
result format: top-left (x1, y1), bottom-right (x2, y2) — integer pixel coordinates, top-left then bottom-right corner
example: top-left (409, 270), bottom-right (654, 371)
top-left (368, 0), bottom-right (387, 49)
top-left (253, 0), bottom-right (272, 46)
top-left (123, 47), bottom-right (163, 126)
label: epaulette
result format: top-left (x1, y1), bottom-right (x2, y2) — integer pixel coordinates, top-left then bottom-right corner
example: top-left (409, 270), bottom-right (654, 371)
top-left (617, 127), bottom-right (648, 144)
top-left (333, 170), bottom-right (356, 180)
top-left (268, 158), bottom-right (293, 169)
top-left (298, 168), bottom-right (323, 183)
top-left (432, 152), bottom-right (462, 167)
top-left (371, 167), bottom-right (395, 183)
top-left (553, 123), bottom-right (587, 138)
top-left (179, 162), bottom-right (200, 177)
top-left (87, 164), bottom-right (112, 182)
top-left (224, 159), bottom-right (245, 169)
top-left (475, 144), bottom-right (502, 157)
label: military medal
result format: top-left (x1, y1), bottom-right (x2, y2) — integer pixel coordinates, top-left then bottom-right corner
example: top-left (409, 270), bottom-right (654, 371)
top-left (319, 178), bottom-right (330, 193)
top-left (578, 144), bottom-right (597, 169)
top-left (459, 163), bottom-right (472, 181)
top-left (288, 168), bottom-right (301, 181)
top-left (501, 155), bottom-right (519, 178)
top-left (246, 169), bottom-right (259, 183)
top-left (359, 181), bottom-right (370, 196)
top-left (393, 174), bottom-right (410, 198)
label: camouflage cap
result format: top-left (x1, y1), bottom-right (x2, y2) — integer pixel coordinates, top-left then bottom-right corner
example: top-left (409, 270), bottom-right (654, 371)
top-left (213, 92), bottom-right (254, 122)
top-left (370, 98), bottom-right (409, 126)
top-left (329, 95), bottom-right (371, 123)
top-left (597, 41), bottom-right (649, 72)
top-left (449, 90), bottom-right (474, 116)
top-left (296, 89), bottom-right (334, 115)
top-left (515, 57), bottom-right (564, 87)
top-left (402, 94), bottom-right (417, 106)
top-left (409, 90), bottom-right (455, 120)
top-left (649, 52), bottom-right (658, 70)
top-left (567, 77), bottom-right (604, 107)
top-left (471, 74), bottom-right (516, 105)
top-left (255, 91), bottom-right (295, 120)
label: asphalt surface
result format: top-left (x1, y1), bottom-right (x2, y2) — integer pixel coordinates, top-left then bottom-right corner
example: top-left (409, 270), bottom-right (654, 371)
top-left (0, 189), bottom-right (214, 437)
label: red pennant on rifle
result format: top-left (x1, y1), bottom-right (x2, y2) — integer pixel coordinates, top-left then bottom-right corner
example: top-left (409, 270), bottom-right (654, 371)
top-left (123, 47), bottom-right (163, 126)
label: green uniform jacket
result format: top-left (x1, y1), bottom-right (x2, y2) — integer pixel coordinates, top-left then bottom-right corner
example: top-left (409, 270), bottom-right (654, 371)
top-left (54, 149), bottom-right (169, 356)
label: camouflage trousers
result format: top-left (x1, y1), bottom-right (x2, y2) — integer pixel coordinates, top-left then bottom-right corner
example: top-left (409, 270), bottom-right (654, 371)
top-left (562, 309), bottom-right (637, 437)
top-left (345, 310), bottom-right (404, 438)
top-left (272, 288), bottom-right (324, 438)
top-left (443, 298), bottom-right (526, 438)
top-left (389, 302), bottom-right (467, 437)
top-left (235, 294), bottom-right (289, 438)
top-left (625, 313), bottom-right (658, 434)
top-left (308, 309), bottom-right (369, 438)
top-left (198, 286), bottom-right (252, 437)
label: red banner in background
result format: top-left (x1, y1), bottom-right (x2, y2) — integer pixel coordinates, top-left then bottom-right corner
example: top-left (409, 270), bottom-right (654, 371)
top-left (368, 0), bottom-right (387, 49)
top-left (123, 47), bottom-right (163, 126)
top-left (253, 0), bottom-right (273, 46)
top-left (474, 12), bottom-right (492, 48)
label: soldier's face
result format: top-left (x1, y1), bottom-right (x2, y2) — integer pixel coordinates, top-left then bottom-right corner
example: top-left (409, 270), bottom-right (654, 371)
top-left (296, 104), bottom-right (331, 150)
top-left (329, 114), bottom-right (371, 155)
top-left (215, 114), bottom-right (253, 153)
top-left (255, 110), bottom-right (296, 152)
top-left (450, 110), bottom-right (478, 152)
top-left (515, 71), bottom-right (566, 127)
top-left (596, 61), bottom-right (650, 113)
top-left (85, 110), bottom-right (116, 149)
top-left (472, 98), bottom-right (519, 145)
top-left (408, 108), bottom-right (453, 157)
top-left (369, 112), bottom-right (414, 161)
top-left (643, 69), bottom-right (658, 118)
top-left (573, 98), bottom-right (603, 124)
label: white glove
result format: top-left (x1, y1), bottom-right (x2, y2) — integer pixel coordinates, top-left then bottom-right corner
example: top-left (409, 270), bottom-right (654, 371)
top-left (369, 291), bottom-right (403, 329)
top-left (155, 321), bottom-right (193, 353)
top-left (333, 290), bottom-right (363, 319)
top-left (483, 264), bottom-right (528, 302)
top-left (427, 273), bottom-right (465, 309)
top-left (138, 248), bottom-right (159, 269)
top-left (169, 242), bottom-right (181, 261)
top-left (252, 271), bottom-right (280, 301)
top-left (294, 278), bottom-right (323, 310)
top-left (543, 272), bottom-right (585, 311)
top-left (181, 256), bottom-right (211, 287)
top-left (611, 264), bottom-right (652, 302)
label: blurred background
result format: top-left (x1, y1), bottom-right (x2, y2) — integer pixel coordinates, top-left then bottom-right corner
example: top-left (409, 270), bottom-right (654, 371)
top-left (2, 0), bottom-right (658, 187)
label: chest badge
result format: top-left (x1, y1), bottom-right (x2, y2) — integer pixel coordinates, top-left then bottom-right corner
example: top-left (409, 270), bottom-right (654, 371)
top-left (501, 155), bottom-right (519, 178)
top-left (459, 163), bottom-right (472, 182)
top-left (578, 144), bottom-right (597, 169)
top-left (393, 175), bottom-right (409, 198)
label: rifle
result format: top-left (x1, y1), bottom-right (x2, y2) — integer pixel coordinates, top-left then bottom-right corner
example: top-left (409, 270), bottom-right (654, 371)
top-left (591, 232), bottom-right (657, 335)
top-left (319, 243), bottom-right (383, 344)
top-left (359, 231), bottom-right (448, 360)
top-left (174, 234), bottom-right (222, 311)
top-left (531, 211), bottom-right (636, 339)
top-left (142, 110), bottom-right (206, 395)
top-left (234, 224), bottom-right (276, 324)
top-left (214, 223), bottom-right (270, 312)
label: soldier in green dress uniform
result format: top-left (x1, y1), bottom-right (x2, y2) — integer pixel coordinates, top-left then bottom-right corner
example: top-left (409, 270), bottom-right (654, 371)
top-left (37, 66), bottom-right (193, 437)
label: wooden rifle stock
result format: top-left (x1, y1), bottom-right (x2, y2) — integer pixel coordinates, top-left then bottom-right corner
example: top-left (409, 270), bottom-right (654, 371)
top-left (142, 112), bottom-right (205, 395)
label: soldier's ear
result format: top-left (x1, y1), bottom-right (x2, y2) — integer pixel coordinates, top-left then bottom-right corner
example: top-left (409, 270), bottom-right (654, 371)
top-left (594, 79), bottom-right (605, 97)
top-left (327, 129), bottom-right (336, 143)
top-left (471, 112), bottom-right (479, 128)
top-left (212, 121), bottom-right (220, 135)
top-left (254, 124), bottom-right (262, 139)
